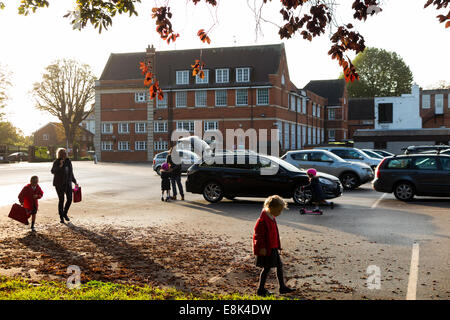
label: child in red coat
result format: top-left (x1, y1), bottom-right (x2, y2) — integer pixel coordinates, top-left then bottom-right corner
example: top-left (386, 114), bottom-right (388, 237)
top-left (253, 195), bottom-right (294, 296)
top-left (18, 176), bottom-right (43, 231)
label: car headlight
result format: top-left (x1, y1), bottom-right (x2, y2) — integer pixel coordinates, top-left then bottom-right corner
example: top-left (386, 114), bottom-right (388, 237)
top-left (318, 177), bottom-right (334, 186)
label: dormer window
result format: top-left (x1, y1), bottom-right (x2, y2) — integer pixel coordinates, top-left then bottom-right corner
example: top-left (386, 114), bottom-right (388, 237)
top-left (236, 67), bottom-right (250, 83)
top-left (216, 69), bottom-right (229, 83)
top-left (196, 70), bottom-right (209, 84)
top-left (176, 70), bottom-right (189, 85)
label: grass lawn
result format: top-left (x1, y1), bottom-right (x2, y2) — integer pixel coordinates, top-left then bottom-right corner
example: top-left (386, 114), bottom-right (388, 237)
top-left (0, 276), bottom-right (288, 300)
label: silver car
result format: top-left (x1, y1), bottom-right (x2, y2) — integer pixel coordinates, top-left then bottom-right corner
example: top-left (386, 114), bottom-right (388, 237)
top-left (316, 147), bottom-right (381, 170)
top-left (282, 149), bottom-right (374, 190)
top-left (152, 150), bottom-right (200, 175)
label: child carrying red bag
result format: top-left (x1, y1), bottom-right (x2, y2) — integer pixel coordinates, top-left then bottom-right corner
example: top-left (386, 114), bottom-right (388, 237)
top-left (18, 176), bottom-right (43, 231)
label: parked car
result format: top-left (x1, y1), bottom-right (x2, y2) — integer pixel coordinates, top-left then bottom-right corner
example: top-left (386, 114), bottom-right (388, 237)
top-left (403, 145), bottom-right (450, 155)
top-left (373, 154), bottom-right (450, 201)
top-left (186, 153), bottom-right (343, 204)
top-left (7, 151), bottom-right (28, 162)
top-left (0, 155), bottom-right (8, 163)
top-left (316, 147), bottom-right (381, 170)
top-left (153, 150), bottom-right (200, 175)
top-left (362, 149), bottom-right (385, 159)
top-left (418, 149), bottom-right (450, 155)
top-left (281, 149), bottom-right (374, 190)
top-left (369, 149), bottom-right (395, 158)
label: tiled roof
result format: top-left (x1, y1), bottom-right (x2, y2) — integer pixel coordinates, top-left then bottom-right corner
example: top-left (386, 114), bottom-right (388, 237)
top-left (303, 79), bottom-right (346, 106)
top-left (99, 44), bottom-right (284, 89)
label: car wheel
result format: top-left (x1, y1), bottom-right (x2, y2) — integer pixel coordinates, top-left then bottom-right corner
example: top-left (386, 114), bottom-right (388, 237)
top-left (203, 182), bottom-right (224, 203)
top-left (156, 166), bottom-right (161, 176)
top-left (394, 182), bottom-right (415, 201)
top-left (293, 185), bottom-right (312, 205)
top-left (339, 172), bottom-right (359, 190)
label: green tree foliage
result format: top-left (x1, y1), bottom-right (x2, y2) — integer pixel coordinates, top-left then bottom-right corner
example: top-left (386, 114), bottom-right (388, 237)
top-left (0, 121), bottom-right (32, 146)
top-left (32, 59), bottom-right (95, 149)
top-left (341, 47), bottom-right (414, 98)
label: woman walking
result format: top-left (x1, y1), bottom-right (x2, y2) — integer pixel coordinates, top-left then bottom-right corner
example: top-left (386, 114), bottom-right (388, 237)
top-left (51, 148), bottom-right (78, 223)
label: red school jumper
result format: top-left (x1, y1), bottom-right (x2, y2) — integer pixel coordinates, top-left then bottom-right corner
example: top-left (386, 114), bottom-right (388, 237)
top-left (252, 209), bottom-right (281, 256)
top-left (18, 184), bottom-right (43, 212)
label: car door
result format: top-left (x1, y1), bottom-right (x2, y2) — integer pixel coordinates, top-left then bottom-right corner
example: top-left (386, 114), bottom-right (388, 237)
top-left (289, 152), bottom-right (311, 170)
top-left (253, 156), bottom-right (293, 197)
top-left (437, 157), bottom-right (450, 195)
top-left (411, 156), bottom-right (442, 194)
top-left (309, 151), bottom-right (333, 173)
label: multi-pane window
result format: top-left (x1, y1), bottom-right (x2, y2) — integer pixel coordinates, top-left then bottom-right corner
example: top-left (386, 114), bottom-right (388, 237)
top-left (296, 97), bottom-right (301, 113)
top-left (435, 94), bottom-right (444, 112)
top-left (290, 95), bottom-right (296, 111)
top-left (157, 94), bottom-right (167, 108)
top-left (195, 90), bottom-right (207, 107)
top-left (236, 67), bottom-right (250, 82)
top-left (154, 121), bottom-right (168, 133)
top-left (118, 141), bottom-right (130, 151)
top-left (135, 123), bottom-right (147, 133)
top-left (302, 98), bottom-right (307, 114)
top-left (328, 129), bottom-right (336, 141)
top-left (135, 141), bottom-right (147, 151)
top-left (118, 123), bottom-right (129, 134)
top-left (204, 121), bottom-right (218, 132)
top-left (422, 94), bottom-right (430, 109)
top-left (176, 91), bottom-right (187, 107)
top-left (312, 103), bottom-right (316, 116)
top-left (236, 89), bottom-right (248, 106)
top-left (135, 92), bottom-right (147, 103)
top-left (215, 90), bottom-right (227, 106)
top-left (176, 121), bottom-right (195, 132)
top-left (154, 141), bottom-right (168, 151)
top-left (176, 70), bottom-right (189, 85)
top-left (196, 70), bottom-right (209, 84)
top-left (101, 141), bottom-right (113, 151)
top-left (284, 122), bottom-right (289, 150)
top-left (317, 105), bottom-right (321, 118)
top-left (43, 134), bottom-right (49, 141)
top-left (216, 69), bottom-right (229, 83)
top-left (328, 109), bottom-right (336, 120)
top-left (102, 123), bottom-right (113, 134)
top-left (257, 88), bottom-right (269, 105)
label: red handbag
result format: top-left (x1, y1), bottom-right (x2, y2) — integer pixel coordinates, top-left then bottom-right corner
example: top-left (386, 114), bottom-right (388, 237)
top-left (8, 204), bottom-right (29, 225)
top-left (73, 186), bottom-right (82, 203)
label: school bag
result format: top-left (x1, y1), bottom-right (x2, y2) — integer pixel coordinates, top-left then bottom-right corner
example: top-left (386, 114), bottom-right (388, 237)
top-left (8, 203), bottom-right (29, 225)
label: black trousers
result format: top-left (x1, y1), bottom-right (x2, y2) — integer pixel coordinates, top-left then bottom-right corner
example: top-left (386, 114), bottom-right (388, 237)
top-left (258, 249), bottom-right (286, 290)
top-left (55, 184), bottom-right (72, 217)
top-left (170, 174), bottom-right (184, 196)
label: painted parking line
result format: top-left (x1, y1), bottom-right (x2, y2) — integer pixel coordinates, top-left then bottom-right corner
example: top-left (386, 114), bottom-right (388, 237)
top-left (371, 193), bottom-right (387, 209)
top-left (406, 242), bottom-right (420, 300)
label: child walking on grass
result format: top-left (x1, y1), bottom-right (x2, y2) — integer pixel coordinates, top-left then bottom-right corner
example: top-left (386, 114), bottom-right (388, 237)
top-left (18, 175), bottom-right (43, 232)
top-left (252, 195), bottom-right (295, 297)
top-left (160, 162), bottom-right (171, 202)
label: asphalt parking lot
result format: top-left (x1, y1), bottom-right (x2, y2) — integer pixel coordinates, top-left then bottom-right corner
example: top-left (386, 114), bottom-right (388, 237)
top-left (0, 161), bottom-right (449, 299)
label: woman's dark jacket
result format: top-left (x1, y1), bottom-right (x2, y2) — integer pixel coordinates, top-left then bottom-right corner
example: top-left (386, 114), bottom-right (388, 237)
top-left (51, 158), bottom-right (77, 188)
top-left (166, 154), bottom-right (182, 176)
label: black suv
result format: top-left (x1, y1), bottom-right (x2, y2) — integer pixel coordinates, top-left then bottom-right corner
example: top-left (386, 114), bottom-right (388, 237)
top-left (186, 154), bottom-right (343, 204)
top-left (373, 154), bottom-right (450, 201)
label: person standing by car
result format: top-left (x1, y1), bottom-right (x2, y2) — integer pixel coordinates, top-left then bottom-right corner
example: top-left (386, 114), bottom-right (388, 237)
top-left (51, 148), bottom-right (78, 223)
top-left (253, 195), bottom-right (295, 297)
top-left (166, 147), bottom-right (184, 200)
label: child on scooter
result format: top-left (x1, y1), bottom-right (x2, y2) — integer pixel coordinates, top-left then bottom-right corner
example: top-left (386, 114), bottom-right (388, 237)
top-left (306, 168), bottom-right (333, 213)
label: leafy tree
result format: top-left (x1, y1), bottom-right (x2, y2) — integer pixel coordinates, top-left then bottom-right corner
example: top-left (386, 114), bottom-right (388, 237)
top-left (342, 47), bottom-right (414, 98)
top-left (0, 64), bottom-right (11, 120)
top-left (0, 121), bottom-right (24, 145)
top-left (2, 1), bottom-right (448, 85)
top-left (32, 59), bottom-right (95, 151)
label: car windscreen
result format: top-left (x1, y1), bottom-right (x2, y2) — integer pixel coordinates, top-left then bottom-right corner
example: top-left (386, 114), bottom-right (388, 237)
top-left (264, 155), bottom-right (303, 173)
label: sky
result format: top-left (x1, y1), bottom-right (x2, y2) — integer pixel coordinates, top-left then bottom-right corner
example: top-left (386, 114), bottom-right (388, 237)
top-left (0, 0), bottom-right (449, 136)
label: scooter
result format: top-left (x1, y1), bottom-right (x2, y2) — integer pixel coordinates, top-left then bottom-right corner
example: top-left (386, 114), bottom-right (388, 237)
top-left (298, 186), bottom-right (333, 215)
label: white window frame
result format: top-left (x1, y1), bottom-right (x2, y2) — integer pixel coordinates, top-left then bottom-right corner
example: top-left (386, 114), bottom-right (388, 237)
top-left (328, 109), bottom-right (336, 120)
top-left (435, 94), bottom-right (444, 109)
top-left (317, 105), bottom-right (321, 118)
top-left (204, 121), bottom-right (219, 132)
top-left (102, 123), bottom-right (113, 134)
top-left (195, 90), bottom-right (207, 107)
top-left (195, 70), bottom-right (209, 84)
top-left (176, 70), bottom-right (189, 85)
top-left (101, 141), bottom-right (113, 151)
top-left (156, 94), bottom-right (167, 109)
top-left (215, 69), bottom-right (229, 83)
top-left (176, 91), bottom-right (187, 108)
top-left (257, 88), bottom-right (269, 106)
top-left (302, 98), bottom-right (307, 114)
top-left (154, 121), bottom-right (168, 133)
top-left (43, 133), bottom-right (49, 141)
top-left (118, 123), bottom-right (129, 134)
top-left (154, 141), bottom-right (168, 151)
top-left (118, 141), bottom-right (130, 151)
top-left (284, 122), bottom-right (290, 150)
top-left (312, 103), bottom-right (316, 116)
top-left (176, 121), bottom-right (195, 132)
top-left (422, 94), bottom-right (430, 109)
top-left (215, 90), bottom-right (227, 107)
top-left (236, 67), bottom-right (250, 83)
top-left (135, 92), bottom-right (147, 103)
top-left (135, 122), bottom-right (147, 134)
top-left (328, 129), bottom-right (336, 142)
top-left (290, 95), bottom-right (296, 111)
top-left (236, 89), bottom-right (248, 106)
top-left (135, 141), bottom-right (147, 151)
top-left (296, 97), bottom-right (301, 113)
